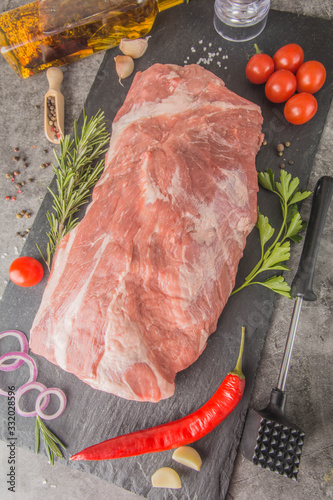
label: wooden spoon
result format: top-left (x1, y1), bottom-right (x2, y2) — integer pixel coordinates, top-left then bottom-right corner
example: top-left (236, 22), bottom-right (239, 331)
top-left (44, 67), bottom-right (65, 144)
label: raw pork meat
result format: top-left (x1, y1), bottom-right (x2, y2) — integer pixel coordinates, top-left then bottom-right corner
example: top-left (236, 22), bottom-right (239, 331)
top-left (30, 64), bottom-right (263, 402)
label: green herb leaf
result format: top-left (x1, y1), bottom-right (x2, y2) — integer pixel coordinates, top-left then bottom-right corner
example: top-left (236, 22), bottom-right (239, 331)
top-left (35, 416), bottom-right (66, 464)
top-left (35, 417), bottom-right (40, 454)
top-left (276, 170), bottom-right (300, 203)
top-left (258, 169), bottom-right (276, 192)
top-left (232, 169), bottom-right (311, 298)
top-left (261, 241), bottom-right (290, 271)
top-left (38, 109), bottom-right (110, 270)
top-left (284, 212), bottom-right (305, 241)
top-left (289, 189), bottom-right (312, 205)
top-left (256, 275), bottom-right (292, 298)
top-left (256, 209), bottom-right (275, 251)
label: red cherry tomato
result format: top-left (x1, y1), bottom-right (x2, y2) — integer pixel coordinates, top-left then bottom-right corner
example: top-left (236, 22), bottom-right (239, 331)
top-left (265, 69), bottom-right (297, 103)
top-left (284, 92), bottom-right (318, 125)
top-left (246, 53), bottom-right (275, 84)
top-left (9, 256), bottom-right (44, 288)
top-left (273, 43), bottom-right (304, 73)
top-left (296, 60), bottom-right (326, 94)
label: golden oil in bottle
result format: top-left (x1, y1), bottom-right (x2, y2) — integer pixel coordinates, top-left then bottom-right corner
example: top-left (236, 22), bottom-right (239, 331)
top-left (0, 0), bottom-right (188, 79)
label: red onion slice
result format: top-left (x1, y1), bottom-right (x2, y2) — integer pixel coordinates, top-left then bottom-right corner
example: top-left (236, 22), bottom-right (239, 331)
top-left (35, 388), bottom-right (67, 421)
top-left (15, 381), bottom-right (50, 417)
top-left (0, 330), bottom-right (29, 371)
top-left (0, 351), bottom-right (37, 397)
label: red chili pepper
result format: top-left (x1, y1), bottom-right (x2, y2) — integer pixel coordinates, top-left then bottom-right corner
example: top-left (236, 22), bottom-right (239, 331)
top-left (70, 328), bottom-right (246, 462)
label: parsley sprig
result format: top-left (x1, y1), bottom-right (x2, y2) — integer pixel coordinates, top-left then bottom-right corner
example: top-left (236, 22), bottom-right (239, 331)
top-left (231, 169), bottom-right (312, 298)
top-left (35, 416), bottom-right (66, 465)
top-left (38, 110), bottom-right (110, 271)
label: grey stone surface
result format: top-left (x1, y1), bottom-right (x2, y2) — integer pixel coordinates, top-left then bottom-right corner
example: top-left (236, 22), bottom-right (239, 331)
top-left (0, 1), bottom-right (332, 499)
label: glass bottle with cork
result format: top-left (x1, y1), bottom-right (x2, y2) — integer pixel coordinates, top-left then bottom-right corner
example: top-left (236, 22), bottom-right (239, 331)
top-left (0, 0), bottom-right (189, 79)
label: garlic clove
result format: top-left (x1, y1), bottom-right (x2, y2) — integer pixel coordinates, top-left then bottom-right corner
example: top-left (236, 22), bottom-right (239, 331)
top-left (151, 467), bottom-right (181, 489)
top-left (172, 446), bottom-right (202, 471)
top-left (119, 36), bottom-right (150, 59)
top-left (114, 55), bottom-right (134, 85)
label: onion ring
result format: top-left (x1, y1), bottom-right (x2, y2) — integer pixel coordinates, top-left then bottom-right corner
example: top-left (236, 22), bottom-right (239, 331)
top-left (0, 351), bottom-right (37, 397)
top-left (35, 388), bottom-right (67, 421)
top-left (15, 381), bottom-right (50, 417)
top-left (0, 330), bottom-right (29, 371)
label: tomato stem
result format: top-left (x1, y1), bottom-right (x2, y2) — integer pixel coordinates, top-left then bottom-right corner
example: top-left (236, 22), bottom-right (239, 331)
top-left (254, 43), bottom-right (262, 54)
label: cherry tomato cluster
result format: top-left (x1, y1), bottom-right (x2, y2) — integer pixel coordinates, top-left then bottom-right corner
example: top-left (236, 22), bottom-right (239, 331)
top-left (246, 43), bottom-right (326, 125)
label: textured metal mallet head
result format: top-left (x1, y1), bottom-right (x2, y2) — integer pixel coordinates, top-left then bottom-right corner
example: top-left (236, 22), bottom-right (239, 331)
top-left (241, 389), bottom-right (305, 480)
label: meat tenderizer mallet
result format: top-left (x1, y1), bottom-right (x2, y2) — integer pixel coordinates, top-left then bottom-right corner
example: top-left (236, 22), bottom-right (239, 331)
top-left (240, 175), bottom-right (333, 480)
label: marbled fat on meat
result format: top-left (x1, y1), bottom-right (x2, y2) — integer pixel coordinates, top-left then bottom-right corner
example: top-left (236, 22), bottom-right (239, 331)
top-left (30, 64), bottom-right (263, 402)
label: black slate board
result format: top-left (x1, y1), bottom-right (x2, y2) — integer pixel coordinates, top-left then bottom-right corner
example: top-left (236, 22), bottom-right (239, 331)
top-left (1, 2), bottom-right (333, 499)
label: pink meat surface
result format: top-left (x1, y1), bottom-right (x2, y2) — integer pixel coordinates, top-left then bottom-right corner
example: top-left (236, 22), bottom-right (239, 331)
top-left (30, 64), bottom-right (263, 402)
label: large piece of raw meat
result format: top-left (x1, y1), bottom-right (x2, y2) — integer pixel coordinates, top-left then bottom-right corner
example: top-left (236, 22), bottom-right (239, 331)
top-left (30, 64), bottom-right (263, 402)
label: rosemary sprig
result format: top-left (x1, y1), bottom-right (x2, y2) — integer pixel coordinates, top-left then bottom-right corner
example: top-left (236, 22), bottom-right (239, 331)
top-left (35, 416), bottom-right (66, 465)
top-left (231, 168), bottom-right (312, 298)
top-left (38, 109), bottom-right (110, 271)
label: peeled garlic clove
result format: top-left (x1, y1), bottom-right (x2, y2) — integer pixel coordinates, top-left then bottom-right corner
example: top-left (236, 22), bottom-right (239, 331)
top-left (151, 467), bottom-right (181, 489)
top-left (114, 55), bottom-right (134, 85)
top-left (172, 446), bottom-right (202, 471)
top-left (119, 36), bottom-right (150, 59)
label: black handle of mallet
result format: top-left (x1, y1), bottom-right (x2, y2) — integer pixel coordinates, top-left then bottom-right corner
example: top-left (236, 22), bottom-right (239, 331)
top-left (276, 176), bottom-right (333, 395)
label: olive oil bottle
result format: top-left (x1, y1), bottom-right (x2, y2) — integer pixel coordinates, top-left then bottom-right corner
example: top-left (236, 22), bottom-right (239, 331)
top-left (0, 0), bottom-right (188, 79)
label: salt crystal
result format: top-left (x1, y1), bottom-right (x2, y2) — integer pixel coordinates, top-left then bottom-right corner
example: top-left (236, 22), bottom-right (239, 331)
top-left (218, 47), bottom-right (222, 51)
top-left (203, 47), bottom-right (207, 51)
top-left (217, 61), bottom-right (222, 67)
top-left (199, 40), bottom-right (203, 44)
top-left (42, 480), bottom-right (47, 485)
top-left (209, 43), bottom-right (212, 47)
top-left (224, 66), bottom-right (227, 70)
top-left (50, 484), bottom-right (57, 489)
top-left (191, 47), bottom-right (196, 52)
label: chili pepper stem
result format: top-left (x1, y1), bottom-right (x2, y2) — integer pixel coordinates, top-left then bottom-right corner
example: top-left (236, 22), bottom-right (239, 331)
top-left (230, 327), bottom-right (245, 379)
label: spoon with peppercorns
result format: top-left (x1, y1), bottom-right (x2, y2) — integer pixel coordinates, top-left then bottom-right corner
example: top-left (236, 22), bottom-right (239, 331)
top-left (44, 67), bottom-right (65, 144)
